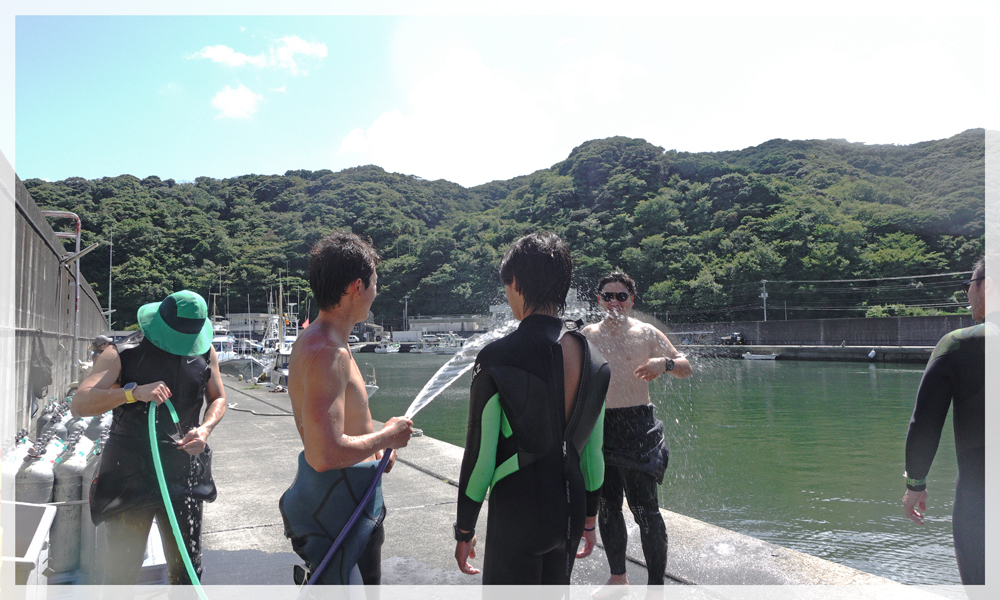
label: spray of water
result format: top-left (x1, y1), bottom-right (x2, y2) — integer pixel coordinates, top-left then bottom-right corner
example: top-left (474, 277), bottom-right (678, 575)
top-left (402, 300), bottom-right (605, 420)
top-left (403, 319), bottom-right (519, 419)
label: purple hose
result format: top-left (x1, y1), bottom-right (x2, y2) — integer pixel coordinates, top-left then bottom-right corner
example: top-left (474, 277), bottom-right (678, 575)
top-left (301, 450), bottom-right (392, 590)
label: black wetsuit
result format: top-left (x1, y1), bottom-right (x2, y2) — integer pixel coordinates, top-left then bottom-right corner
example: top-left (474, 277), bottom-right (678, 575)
top-left (90, 334), bottom-right (216, 584)
top-left (599, 404), bottom-right (670, 585)
top-left (456, 314), bottom-right (610, 584)
top-left (905, 323), bottom-right (985, 585)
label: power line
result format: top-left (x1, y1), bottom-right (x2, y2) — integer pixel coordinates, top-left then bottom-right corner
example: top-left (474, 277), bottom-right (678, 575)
top-left (772, 271), bottom-right (968, 284)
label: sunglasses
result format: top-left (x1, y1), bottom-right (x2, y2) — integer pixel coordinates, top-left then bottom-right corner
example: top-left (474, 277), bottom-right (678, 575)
top-left (598, 291), bottom-right (631, 302)
top-left (961, 277), bottom-right (984, 293)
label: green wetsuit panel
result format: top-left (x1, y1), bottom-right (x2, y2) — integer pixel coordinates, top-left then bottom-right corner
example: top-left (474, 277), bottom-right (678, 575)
top-left (580, 403), bottom-right (605, 492)
top-left (466, 393), bottom-right (519, 502)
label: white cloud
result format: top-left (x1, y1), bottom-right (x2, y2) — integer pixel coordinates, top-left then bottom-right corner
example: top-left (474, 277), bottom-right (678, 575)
top-left (191, 35), bottom-right (327, 76)
top-left (270, 86), bottom-right (287, 93)
top-left (191, 44), bottom-right (267, 68)
top-left (341, 16), bottom-right (987, 187)
top-left (270, 36), bottom-right (328, 76)
top-left (211, 84), bottom-right (263, 119)
top-left (338, 45), bottom-right (558, 187)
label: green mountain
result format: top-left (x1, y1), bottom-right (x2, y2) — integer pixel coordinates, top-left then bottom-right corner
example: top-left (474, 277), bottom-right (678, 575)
top-left (24, 129), bottom-right (986, 328)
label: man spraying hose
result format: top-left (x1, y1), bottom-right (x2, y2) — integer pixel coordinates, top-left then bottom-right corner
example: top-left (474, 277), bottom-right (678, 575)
top-left (72, 290), bottom-right (226, 585)
top-left (280, 231), bottom-right (413, 585)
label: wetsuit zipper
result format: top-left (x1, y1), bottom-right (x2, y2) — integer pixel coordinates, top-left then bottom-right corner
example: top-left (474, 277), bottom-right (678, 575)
top-left (561, 332), bottom-right (590, 576)
top-left (563, 333), bottom-right (590, 452)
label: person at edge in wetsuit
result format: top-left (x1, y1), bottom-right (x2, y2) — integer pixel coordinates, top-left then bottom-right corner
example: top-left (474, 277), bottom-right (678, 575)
top-left (582, 272), bottom-right (692, 597)
top-left (454, 231), bottom-right (611, 584)
top-left (903, 254), bottom-right (990, 586)
top-left (72, 290), bottom-right (226, 584)
top-left (280, 231), bottom-right (413, 586)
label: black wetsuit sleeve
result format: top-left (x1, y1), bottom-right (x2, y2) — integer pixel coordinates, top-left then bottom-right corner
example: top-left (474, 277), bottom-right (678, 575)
top-left (457, 360), bottom-right (501, 532)
top-left (904, 341), bottom-right (955, 491)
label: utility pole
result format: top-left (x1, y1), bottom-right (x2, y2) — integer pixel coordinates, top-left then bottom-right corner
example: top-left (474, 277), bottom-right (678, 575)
top-left (760, 280), bottom-right (768, 322)
top-left (108, 227), bottom-right (113, 329)
top-left (403, 295), bottom-right (410, 332)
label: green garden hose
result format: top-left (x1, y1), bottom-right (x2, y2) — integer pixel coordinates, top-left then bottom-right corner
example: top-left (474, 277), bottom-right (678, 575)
top-left (148, 399), bottom-right (209, 599)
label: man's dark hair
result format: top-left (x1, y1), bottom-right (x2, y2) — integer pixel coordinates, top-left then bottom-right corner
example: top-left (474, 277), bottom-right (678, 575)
top-left (310, 231), bottom-right (380, 311)
top-left (499, 231), bottom-right (573, 315)
top-left (598, 271), bottom-right (637, 297)
top-left (972, 253), bottom-right (986, 279)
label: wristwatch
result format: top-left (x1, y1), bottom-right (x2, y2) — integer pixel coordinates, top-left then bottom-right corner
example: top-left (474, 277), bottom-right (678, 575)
top-left (663, 357), bottom-right (675, 372)
top-left (453, 522), bottom-right (474, 543)
top-left (124, 382), bottom-right (138, 404)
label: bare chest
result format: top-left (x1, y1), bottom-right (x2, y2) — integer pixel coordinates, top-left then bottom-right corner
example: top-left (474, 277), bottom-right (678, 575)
top-left (590, 329), bottom-right (652, 371)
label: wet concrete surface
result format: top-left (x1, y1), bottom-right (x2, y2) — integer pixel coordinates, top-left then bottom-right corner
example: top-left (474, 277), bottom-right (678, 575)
top-left (197, 377), bottom-right (896, 587)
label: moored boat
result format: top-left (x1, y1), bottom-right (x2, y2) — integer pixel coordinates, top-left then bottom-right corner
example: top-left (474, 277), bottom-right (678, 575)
top-left (433, 333), bottom-right (464, 355)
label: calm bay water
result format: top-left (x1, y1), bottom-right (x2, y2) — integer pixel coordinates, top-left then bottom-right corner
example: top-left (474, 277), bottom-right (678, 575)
top-left (362, 351), bottom-right (960, 585)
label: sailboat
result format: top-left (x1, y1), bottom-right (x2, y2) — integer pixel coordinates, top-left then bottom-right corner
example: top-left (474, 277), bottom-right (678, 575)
top-left (269, 281), bottom-right (296, 387)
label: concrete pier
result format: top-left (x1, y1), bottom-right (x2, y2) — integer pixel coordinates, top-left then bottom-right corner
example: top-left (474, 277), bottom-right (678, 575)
top-left (194, 378), bottom-right (897, 587)
top-left (680, 345), bottom-right (933, 364)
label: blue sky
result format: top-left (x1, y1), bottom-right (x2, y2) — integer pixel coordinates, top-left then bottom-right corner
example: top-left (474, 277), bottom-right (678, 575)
top-left (5, 5), bottom-right (997, 188)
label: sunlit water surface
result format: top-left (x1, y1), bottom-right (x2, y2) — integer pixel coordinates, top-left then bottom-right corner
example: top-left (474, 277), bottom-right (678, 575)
top-left (363, 351), bottom-right (959, 585)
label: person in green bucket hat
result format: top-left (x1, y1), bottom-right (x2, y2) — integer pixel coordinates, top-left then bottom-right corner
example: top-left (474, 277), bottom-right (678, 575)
top-left (72, 289), bottom-right (227, 584)
top-left (136, 289), bottom-right (216, 356)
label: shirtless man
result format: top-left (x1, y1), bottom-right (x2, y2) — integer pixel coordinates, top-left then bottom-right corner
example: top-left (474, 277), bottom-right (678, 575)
top-left (279, 231), bottom-right (413, 585)
top-left (582, 271), bottom-right (692, 592)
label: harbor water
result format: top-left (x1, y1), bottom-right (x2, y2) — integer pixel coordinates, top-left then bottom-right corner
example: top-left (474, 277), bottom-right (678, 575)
top-left (362, 351), bottom-right (960, 586)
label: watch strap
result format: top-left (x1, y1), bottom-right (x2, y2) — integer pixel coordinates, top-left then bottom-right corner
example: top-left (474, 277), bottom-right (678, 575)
top-left (904, 473), bottom-right (926, 489)
top-left (453, 522), bottom-right (474, 543)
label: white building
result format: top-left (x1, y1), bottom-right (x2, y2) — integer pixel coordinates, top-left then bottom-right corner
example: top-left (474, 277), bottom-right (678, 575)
top-left (226, 313), bottom-right (273, 338)
top-left (407, 314), bottom-right (491, 336)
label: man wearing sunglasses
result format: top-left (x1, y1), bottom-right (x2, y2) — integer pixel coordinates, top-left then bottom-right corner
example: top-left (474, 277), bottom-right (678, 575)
top-left (582, 272), bottom-right (691, 595)
top-left (902, 255), bottom-right (989, 585)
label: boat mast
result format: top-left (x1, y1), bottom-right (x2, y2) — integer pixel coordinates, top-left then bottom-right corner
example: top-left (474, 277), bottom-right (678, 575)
top-left (278, 279), bottom-right (285, 344)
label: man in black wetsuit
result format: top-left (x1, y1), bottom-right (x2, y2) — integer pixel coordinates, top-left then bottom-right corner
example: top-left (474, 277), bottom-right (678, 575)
top-left (903, 255), bottom-right (989, 585)
top-left (454, 231), bottom-right (611, 584)
top-left (73, 290), bottom-right (226, 584)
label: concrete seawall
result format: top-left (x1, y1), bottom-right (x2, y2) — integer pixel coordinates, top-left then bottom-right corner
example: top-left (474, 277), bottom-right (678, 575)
top-left (681, 345), bottom-right (933, 364)
top-left (667, 314), bottom-right (973, 347)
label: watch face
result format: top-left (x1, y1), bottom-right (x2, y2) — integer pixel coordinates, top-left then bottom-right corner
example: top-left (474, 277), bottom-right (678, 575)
top-left (124, 382), bottom-right (137, 391)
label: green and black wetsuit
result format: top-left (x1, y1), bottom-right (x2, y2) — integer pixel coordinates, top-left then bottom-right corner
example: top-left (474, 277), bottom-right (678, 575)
top-left (905, 323), bottom-right (985, 585)
top-left (457, 314), bottom-right (610, 584)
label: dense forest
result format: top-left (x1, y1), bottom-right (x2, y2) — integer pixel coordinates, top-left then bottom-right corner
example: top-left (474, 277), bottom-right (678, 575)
top-left (24, 129), bottom-right (987, 329)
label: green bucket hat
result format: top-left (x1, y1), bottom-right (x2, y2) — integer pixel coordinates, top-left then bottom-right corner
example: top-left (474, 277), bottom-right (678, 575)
top-left (136, 290), bottom-right (214, 356)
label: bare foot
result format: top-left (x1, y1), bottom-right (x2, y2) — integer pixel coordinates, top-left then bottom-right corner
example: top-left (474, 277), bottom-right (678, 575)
top-left (592, 575), bottom-right (629, 600)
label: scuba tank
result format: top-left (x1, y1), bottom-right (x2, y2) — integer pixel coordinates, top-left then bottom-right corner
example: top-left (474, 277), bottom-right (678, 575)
top-left (49, 431), bottom-right (92, 573)
top-left (37, 401), bottom-right (70, 441)
top-left (35, 401), bottom-right (58, 439)
top-left (1, 429), bottom-right (32, 500)
top-left (50, 406), bottom-right (74, 441)
top-left (64, 415), bottom-right (90, 441)
top-left (79, 433), bottom-right (105, 583)
top-left (84, 413), bottom-right (109, 442)
top-left (15, 434), bottom-right (58, 503)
